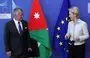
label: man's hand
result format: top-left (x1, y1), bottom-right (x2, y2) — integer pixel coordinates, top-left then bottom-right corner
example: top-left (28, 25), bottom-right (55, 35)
top-left (6, 51), bottom-right (11, 56)
top-left (38, 42), bottom-right (41, 47)
top-left (28, 48), bottom-right (32, 52)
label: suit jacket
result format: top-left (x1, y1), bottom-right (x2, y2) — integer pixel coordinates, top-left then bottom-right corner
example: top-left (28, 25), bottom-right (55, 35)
top-left (4, 20), bottom-right (31, 55)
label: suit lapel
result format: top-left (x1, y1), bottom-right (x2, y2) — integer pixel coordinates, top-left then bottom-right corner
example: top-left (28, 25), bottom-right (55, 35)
top-left (21, 20), bottom-right (28, 33)
top-left (21, 20), bottom-right (25, 32)
top-left (11, 20), bottom-right (20, 35)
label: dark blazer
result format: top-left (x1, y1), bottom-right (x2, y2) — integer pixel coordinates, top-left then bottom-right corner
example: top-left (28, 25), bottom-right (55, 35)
top-left (4, 20), bottom-right (30, 55)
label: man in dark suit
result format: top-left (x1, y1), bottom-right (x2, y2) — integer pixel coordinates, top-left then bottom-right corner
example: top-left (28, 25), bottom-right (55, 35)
top-left (4, 8), bottom-right (32, 58)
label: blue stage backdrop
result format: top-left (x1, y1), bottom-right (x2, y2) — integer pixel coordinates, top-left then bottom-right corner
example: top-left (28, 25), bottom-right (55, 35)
top-left (0, 0), bottom-right (90, 58)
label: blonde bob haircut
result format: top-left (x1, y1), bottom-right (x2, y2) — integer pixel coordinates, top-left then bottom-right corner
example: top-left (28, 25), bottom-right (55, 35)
top-left (69, 6), bottom-right (80, 19)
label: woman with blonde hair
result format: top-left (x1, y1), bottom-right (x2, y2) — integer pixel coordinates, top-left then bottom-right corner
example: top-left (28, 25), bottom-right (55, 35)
top-left (65, 6), bottom-right (89, 58)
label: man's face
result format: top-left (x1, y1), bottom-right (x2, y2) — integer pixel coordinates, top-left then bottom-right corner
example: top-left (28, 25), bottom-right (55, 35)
top-left (15, 11), bottom-right (23, 21)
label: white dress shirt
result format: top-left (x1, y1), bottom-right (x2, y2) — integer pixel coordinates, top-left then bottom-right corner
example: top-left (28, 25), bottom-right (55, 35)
top-left (66, 19), bottom-right (89, 45)
top-left (13, 18), bottom-right (23, 34)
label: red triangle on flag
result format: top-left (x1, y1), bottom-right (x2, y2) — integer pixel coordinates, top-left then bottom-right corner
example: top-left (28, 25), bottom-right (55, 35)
top-left (28, 0), bottom-right (47, 31)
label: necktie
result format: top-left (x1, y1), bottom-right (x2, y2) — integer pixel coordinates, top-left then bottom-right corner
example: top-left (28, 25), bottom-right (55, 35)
top-left (18, 22), bottom-right (23, 34)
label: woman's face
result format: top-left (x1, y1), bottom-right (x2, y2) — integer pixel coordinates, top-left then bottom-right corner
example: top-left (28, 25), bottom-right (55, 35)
top-left (69, 11), bottom-right (76, 21)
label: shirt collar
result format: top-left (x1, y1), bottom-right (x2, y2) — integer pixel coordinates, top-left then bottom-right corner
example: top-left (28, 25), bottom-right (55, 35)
top-left (13, 18), bottom-right (21, 24)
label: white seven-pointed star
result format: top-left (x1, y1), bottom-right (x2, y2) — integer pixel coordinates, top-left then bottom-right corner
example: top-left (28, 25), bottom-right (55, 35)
top-left (59, 42), bottom-right (63, 46)
top-left (57, 27), bottom-right (61, 31)
top-left (56, 34), bottom-right (60, 39)
top-left (34, 12), bottom-right (40, 19)
top-left (61, 20), bottom-right (64, 24)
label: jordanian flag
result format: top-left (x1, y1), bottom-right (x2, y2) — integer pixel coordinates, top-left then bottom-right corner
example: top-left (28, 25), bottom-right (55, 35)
top-left (28, 0), bottom-right (52, 58)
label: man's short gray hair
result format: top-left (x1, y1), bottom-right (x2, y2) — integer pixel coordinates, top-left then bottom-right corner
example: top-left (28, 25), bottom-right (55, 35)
top-left (13, 8), bottom-right (23, 15)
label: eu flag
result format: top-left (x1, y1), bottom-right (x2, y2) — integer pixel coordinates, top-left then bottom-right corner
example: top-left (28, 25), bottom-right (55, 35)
top-left (52, 0), bottom-right (70, 58)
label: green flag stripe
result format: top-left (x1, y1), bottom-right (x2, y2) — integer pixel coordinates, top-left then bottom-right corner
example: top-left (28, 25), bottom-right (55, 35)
top-left (29, 29), bottom-right (51, 49)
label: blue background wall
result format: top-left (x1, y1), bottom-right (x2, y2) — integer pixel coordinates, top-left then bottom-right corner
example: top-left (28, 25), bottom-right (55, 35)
top-left (0, 0), bottom-right (90, 58)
